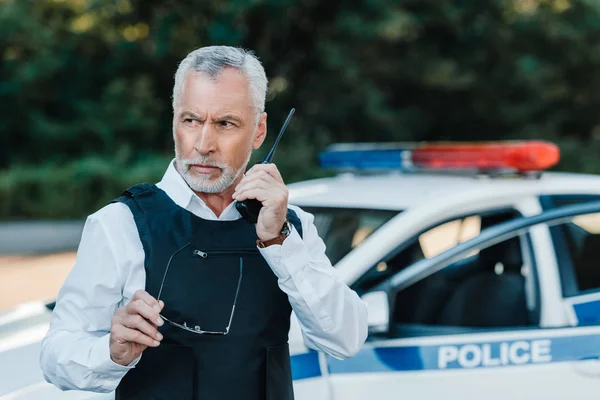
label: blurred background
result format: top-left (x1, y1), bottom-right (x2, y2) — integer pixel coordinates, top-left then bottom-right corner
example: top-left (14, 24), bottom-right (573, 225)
top-left (2, 0), bottom-right (600, 319)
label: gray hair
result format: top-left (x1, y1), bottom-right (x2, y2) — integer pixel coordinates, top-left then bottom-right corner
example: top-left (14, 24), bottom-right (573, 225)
top-left (172, 46), bottom-right (268, 114)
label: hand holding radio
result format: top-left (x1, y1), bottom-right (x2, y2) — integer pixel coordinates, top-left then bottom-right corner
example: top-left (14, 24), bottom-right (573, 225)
top-left (233, 108), bottom-right (295, 241)
top-left (233, 163), bottom-right (289, 241)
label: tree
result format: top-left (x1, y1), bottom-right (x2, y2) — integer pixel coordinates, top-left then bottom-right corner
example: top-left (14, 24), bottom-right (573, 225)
top-left (1, 0), bottom-right (600, 218)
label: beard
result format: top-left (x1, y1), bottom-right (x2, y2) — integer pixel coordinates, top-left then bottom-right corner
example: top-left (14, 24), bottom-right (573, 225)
top-left (175, 148), bottom-right (252, 194)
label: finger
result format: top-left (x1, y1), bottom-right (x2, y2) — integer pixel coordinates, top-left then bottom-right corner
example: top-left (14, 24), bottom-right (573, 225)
top-left (122, 314), bottom-right (163, 342)
top-left (250, 169), bottom-right (282, 186)
top-left (236, 176), bottom-right (278, 195)
top-left (132, 290), bottom-right (161, 312)
top-left (263, 164), bottom-right (284, 181)
top-left (248, 164), bottom-right (283, 182)
top-left (236, 176), bottom-right (286, 197)
top-left (245, 162), bottom-right (263, 175)
top-left (235, 172), bottom-right (284, 195)
top-left (236, 169), bottom-right (269, 186)
top-left (235, 187), bottom-right (286, 203)
top-left (114, 305), bottom-right (127, 317)
top-left (126, 299), bottom-right (164, 327)
top-left (113, 324), bottom-right (160, 347)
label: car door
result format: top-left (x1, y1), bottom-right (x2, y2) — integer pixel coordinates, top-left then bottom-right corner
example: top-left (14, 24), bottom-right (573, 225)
top-left (326, 200), bottom-right (600, 400)
top-left (540, 195), bottom-right (600, 380)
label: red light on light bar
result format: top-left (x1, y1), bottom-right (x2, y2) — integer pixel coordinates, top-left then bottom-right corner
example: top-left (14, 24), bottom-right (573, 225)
top-left (411, 141), bottom-right (560, 172)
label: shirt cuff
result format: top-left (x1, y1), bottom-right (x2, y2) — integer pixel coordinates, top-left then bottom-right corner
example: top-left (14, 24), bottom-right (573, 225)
top-left (89, 333), bottom-right (141, 376)
top-left (258, 226), bottom-right (311, 280)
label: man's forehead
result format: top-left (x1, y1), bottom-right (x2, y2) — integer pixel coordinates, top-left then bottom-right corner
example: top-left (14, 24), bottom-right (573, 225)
top-left (178, 77), bottom-right (252, 113)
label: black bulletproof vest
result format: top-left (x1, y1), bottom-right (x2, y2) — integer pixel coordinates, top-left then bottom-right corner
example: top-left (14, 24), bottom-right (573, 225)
top-left (110, 183), bottom-right (303, 400)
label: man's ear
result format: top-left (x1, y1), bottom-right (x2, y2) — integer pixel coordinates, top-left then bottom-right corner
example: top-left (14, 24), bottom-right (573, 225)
top-left (252, 112), bottom-right (267, 150)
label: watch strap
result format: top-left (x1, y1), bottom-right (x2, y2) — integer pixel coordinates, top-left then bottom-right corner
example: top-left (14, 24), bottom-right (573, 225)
top-left (257, 221), bottom-right (291, 248)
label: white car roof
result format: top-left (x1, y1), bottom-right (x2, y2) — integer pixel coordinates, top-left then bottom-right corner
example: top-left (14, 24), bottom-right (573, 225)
top-left (288, 171), bottom-right (600, 210)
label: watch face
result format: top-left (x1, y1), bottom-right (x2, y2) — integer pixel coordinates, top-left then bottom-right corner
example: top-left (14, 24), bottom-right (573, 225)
top-left (281, 221), bottom-right (291, 236)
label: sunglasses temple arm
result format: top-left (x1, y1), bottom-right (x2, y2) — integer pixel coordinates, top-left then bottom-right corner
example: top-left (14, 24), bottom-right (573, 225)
top-left (225, 257), bottom-right (244, 332)
top-left (157, 242), bottom-right (192, 301)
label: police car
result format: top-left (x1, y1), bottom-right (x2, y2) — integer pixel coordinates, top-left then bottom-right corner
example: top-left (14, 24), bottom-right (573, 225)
top-left (3, 140), bottom-right (600, 399)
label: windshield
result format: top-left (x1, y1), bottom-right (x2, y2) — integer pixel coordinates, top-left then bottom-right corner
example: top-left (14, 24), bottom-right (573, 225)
top-left (301, 207), bottom-right (400, 265)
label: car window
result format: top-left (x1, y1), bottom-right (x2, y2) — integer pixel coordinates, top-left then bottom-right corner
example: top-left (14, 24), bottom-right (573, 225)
top-left (544, 196), bottom-right (600, 294)
top-left (389, 229), bottom-right (537, 337)
top-left (418, 215), bottom-right (482, 258)
top-left (354, 209), bottom-right (520, 295)
top-left (354, 208), bottom-right (542, 337)
top-left (302, 207), bottom-right (399, 266)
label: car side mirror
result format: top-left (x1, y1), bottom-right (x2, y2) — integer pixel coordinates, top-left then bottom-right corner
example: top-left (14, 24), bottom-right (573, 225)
top-left (361, 291), bottom-right (389, 335)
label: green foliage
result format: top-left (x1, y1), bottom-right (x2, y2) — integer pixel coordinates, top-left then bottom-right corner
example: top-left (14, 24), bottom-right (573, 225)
top-left (0, 153), bottom-right (172, 219)
top-left (2, 0), bottom-right (600, 219)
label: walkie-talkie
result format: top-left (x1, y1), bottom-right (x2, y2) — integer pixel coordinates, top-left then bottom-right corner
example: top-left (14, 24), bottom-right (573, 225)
top-left (235, 108), bottom-right (295, 224)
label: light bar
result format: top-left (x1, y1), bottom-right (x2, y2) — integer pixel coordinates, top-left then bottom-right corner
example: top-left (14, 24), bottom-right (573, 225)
top-left (318, 141), bottom-right (560, 173)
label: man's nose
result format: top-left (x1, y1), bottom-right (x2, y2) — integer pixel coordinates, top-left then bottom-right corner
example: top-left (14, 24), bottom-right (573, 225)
top-left (194, 123), bottom-right (217, 155)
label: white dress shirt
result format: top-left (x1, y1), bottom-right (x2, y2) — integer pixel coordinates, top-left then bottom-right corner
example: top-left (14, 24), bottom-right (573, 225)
top-left (39, 160), bottom-right (368, 393)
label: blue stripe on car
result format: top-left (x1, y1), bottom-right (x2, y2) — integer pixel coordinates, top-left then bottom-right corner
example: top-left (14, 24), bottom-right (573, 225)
top-left (291, 333), bottom-right (600, 380)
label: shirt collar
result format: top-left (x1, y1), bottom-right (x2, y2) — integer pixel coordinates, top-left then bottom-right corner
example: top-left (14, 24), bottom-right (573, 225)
top-left (157, 159), bottom-right (241, 220)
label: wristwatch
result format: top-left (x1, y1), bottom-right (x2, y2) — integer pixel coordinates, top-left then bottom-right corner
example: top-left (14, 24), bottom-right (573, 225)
top-left (257, 221), bottom-right (291, 248)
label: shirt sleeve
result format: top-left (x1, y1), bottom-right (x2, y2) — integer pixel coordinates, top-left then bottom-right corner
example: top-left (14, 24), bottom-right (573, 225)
top-left (258, 205), bottom-right (368, 360)
top-left (39, 203), bottom-right (144, 392)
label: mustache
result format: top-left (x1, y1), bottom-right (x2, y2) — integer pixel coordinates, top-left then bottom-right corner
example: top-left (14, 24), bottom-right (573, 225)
top-left (181, 156), bottom-right (227, 170)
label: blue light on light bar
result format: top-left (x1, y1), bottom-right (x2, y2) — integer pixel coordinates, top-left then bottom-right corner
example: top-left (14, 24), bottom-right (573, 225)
top-left (318, 147), bottom-right (411, 170)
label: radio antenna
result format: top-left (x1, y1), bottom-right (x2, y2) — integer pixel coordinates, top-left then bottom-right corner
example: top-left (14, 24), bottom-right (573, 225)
top-left (263, 108), bottom-right (295, 163)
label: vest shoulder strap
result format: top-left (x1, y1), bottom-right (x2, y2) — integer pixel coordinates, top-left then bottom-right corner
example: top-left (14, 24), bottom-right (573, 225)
top-left (122, 182), bottom-right (154, 198)
top-left (109, 183), bottom-right (166, 238)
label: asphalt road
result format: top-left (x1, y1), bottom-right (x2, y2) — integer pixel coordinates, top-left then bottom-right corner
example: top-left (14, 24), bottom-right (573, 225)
top-left (0, 221), bottom-right (84, 256)
top-left (0, 221), bottom-right (83, 312)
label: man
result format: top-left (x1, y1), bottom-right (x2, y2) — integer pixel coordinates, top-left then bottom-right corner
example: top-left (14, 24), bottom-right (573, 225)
top-left (39, 45), bottom-right (368, 399)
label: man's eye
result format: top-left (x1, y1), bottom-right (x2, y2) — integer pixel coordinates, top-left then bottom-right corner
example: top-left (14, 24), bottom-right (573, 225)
top-left (219, 121), bottom-right (234, 128)
top-left (184, 118), bottom-right (199, 126)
